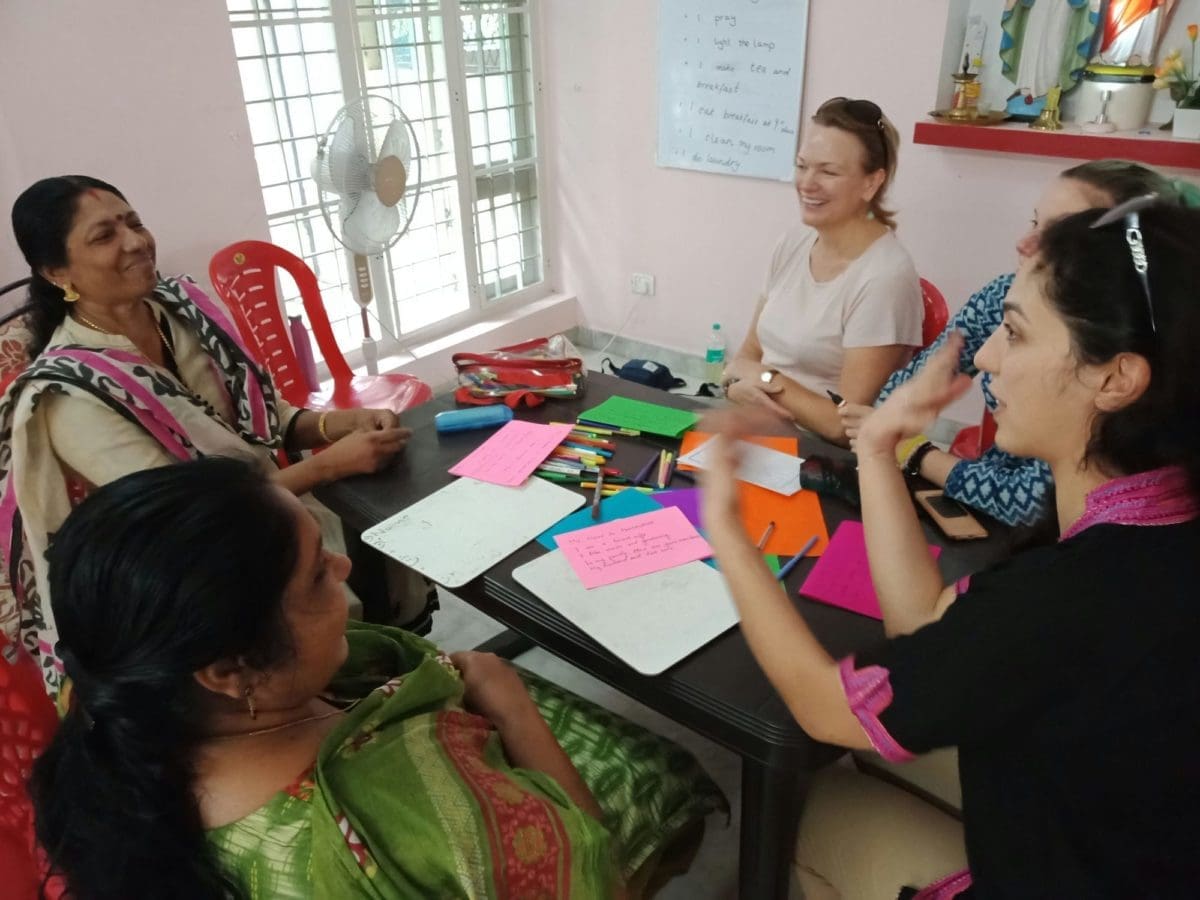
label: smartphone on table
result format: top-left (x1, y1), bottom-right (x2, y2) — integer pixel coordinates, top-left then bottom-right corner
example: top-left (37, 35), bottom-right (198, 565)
top-left (914, 489), bottom-right (988, 541)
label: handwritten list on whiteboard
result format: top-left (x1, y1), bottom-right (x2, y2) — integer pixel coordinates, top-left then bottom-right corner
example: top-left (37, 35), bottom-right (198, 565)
top-left (657, 0), bottom-right (810, 181)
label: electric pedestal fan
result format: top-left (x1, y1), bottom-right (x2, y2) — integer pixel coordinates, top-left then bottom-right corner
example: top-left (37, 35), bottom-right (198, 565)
top-left (311, 93), bottom-right (423, 373)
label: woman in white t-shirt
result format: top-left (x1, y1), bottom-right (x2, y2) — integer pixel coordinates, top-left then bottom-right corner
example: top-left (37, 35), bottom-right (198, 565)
top-left (722, 97), bottom-right (922, 444)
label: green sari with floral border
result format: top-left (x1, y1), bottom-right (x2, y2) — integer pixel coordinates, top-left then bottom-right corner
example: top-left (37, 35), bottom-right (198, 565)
top-left (208, 622), bottom-right (726, 898)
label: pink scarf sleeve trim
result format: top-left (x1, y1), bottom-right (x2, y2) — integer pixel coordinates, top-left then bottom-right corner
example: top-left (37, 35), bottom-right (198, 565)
top-left (838, 655), bottom-right (915, 763)
top-left (912, 868), bottom-right (973, 899)
top-left (0, 473), bottom-right (18, 580)
top-left (41, 351), bottom-right (193, 461)
top-left (177, 280), bottom-right (270, 439)
top-left (1062, 466), bottom-right (1198, 541)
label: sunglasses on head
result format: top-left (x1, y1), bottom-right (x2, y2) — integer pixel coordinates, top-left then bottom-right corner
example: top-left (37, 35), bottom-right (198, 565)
top-left (815, 97), bottom-right (889, 172)
top-left (1090, 194), bottom-right (1159, 335)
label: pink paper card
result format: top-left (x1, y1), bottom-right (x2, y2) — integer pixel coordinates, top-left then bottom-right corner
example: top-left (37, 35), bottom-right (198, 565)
top-left (799, 521), bottom-right (941, 620)
top-left (554, 506), bottom-right (712, 589)
top-left (449, 421), bottom-right (574, 486)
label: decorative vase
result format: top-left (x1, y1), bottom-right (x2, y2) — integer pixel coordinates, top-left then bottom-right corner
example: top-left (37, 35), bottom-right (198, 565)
top-left (1173, 107), bottom-right (1200, 140)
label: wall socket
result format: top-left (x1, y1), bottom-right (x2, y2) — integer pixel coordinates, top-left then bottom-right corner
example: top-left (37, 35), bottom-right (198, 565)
top-left (630, 272), bottom-right (656, 296)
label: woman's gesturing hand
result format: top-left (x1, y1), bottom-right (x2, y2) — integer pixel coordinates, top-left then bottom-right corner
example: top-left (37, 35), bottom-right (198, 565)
top-left (857, 333), bottom-right (972, 464)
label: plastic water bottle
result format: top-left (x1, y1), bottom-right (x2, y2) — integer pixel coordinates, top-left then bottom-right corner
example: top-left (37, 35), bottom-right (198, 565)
top-left (705, 323), bottom-right (726, 385)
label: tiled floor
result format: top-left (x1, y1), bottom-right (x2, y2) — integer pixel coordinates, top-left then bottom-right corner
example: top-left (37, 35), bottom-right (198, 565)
top-left (427, 351), bottom-right (753, 898)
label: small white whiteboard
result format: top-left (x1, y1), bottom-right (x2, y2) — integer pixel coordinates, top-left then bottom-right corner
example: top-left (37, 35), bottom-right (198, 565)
top-left (362, 477), bottom-right (583, 588)
top-left (657, 0), bottom-right (810, 181)
top-left (514, 552), bottom-right (740, 675)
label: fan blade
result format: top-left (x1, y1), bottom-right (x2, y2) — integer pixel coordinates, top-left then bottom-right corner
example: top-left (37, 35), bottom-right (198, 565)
top-left (341, 192), bottom-right (400, 255)
top-left (380, 119), bottom-right (412, 168)
top-left (314, 114), bottom-right (371, 196)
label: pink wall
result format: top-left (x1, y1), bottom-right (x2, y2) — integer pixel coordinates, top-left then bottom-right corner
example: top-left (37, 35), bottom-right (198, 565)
top-left (2, 0), bottom-right (1195, 397)
top-left (538, 0), bottom-right (1200, 368)
top-left (0, 1), bottom-right (268, 285)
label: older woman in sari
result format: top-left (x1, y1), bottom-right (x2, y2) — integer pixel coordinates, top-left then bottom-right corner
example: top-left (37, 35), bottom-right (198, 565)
top-left (3, 175), bottom-right (421, 698)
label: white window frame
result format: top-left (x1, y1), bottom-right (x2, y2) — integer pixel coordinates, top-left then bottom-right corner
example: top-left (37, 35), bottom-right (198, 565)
top-left (229, 0), bottom-right (554, 373)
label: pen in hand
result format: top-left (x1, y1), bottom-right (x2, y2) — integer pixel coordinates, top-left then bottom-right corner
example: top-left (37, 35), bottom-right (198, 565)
top-left (826, 390), bottom-right (846, 408)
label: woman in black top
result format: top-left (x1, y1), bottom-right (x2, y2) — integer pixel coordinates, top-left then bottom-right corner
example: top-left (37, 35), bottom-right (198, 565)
top-left (700, 201), bottom-right (1200, 898)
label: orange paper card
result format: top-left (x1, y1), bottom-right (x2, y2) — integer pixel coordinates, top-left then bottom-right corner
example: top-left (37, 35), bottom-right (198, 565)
top-left (678, 432), bottom-right (826, 556)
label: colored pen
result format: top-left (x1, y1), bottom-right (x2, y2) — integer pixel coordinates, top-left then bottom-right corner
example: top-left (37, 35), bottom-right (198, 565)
top-left (776, 535), bottom-right (821, 581)
top-left (591, 470), bottom-right (604, 519)
top-left (581, 483), bottom-right (653, 494)
top-left (542, 472), bottom-right (630, 484)
top-left (563, 442), bottom-right (613, 457)
top-left (577, 419), bottom-right (641, 436)
top-left (632, 451), bottom-right (661, 487)
top-left (564, 420), bottom-right (617, 435)
top-left (826, 390), bottom-right (846, 408)
top-left (756, 521), bottom-right (776, 550)
top-left (565, 435), bottom-right (616, 449)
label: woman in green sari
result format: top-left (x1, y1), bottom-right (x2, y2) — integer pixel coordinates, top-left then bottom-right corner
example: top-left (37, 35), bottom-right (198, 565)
top-left (29, 458), bottom-right (724, 899)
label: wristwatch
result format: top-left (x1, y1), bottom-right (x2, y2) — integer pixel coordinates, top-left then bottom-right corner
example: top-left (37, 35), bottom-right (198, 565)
top-left (760, 368), bottom-right (778, 386)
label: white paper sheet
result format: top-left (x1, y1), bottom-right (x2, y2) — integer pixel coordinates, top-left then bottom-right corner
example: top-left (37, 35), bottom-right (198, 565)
top-left (677, 437), bottom-right (803, 495)
top-left (361, 477), bottom-right (584, 587)
top-left (514, 552), bottom-right (739, 675)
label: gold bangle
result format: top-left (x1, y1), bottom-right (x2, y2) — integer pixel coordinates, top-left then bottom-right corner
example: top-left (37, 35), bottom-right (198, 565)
top-left (317, 411), bottom-right (333, 444)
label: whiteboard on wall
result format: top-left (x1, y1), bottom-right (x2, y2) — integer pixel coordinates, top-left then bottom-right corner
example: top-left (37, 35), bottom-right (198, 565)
top-left (657, 0), bottom-right (810, 181)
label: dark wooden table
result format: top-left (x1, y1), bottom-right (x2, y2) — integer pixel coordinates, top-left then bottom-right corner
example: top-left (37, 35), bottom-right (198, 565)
top-left (317, 373), bottom-right (1011, 899)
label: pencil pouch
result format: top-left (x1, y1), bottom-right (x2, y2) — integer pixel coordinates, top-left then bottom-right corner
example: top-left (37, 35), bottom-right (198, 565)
top-left (452, 334), bottom-right (586, 408)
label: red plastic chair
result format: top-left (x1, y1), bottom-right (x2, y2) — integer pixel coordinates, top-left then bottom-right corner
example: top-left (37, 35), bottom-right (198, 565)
top-left (0, 635), bottom-right (60, 898)
top-left (208, 241), bottom-right (433, 414)
top-left (919, 277), bottom-right (949, 349)
top-left (950, 407), bottom-right (998, 461)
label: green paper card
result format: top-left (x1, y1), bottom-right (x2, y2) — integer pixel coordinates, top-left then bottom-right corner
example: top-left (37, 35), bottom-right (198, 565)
top-left (579, 396), bottom-right (700, 437)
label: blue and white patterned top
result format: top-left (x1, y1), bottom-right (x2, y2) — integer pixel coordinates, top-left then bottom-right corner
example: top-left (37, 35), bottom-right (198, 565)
top-left (879, 272), bottom-right (1052, 527)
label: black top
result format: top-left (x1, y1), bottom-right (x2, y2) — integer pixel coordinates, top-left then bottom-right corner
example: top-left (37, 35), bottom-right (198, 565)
top-left (857, 520), bottom-right (1200, 898)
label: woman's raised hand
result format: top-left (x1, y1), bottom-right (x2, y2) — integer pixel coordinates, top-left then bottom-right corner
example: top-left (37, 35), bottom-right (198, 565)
top-left (857, 333), bottom-right (973, 463)
top-left (696, 406), bottom-right (783, 529)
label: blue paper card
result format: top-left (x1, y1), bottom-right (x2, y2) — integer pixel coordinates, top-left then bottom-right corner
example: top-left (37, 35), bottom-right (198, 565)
top-left (536, 490), bottom-right (663, 549)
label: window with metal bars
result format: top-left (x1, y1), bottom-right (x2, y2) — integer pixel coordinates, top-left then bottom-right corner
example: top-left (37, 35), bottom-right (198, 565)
top-left (226, 0), bottom-right (545, 358)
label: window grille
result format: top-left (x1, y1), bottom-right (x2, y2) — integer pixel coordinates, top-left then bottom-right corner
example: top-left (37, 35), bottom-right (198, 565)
top-left (227, 0), bottom-right (544, 355)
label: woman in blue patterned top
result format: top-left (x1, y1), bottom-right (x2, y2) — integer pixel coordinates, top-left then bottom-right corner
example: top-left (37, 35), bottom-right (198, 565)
top-left (840, 160), bottom-right (1200, 526)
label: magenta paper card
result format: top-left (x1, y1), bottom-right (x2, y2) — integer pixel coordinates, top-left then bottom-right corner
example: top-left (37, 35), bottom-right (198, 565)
top-left (800, 521), bottom-right (941, 620)
top-left (449, 421), bottom-right (573, 486)
top-left (554, 506), bottom-right (712, 589)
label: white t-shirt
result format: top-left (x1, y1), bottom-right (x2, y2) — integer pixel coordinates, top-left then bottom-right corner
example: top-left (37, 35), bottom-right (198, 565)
top-left (755, 226), bottom-right (923, 397)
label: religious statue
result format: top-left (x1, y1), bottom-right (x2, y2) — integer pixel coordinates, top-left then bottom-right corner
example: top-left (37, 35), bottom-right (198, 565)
top-left (1093, 0), bottom-right (1178, 67)
top-left (1000, 0), bottom-right (1102, 101)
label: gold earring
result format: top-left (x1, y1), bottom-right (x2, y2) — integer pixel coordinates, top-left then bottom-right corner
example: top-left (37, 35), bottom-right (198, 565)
top-left (62, 284), bottom-right (80, 302)
top-left (244, 685), bottom-right (257, 720)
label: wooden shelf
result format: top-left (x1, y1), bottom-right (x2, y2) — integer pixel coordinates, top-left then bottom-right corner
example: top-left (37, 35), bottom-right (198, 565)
top-left (913, 119), bottom-right (1200, 170)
